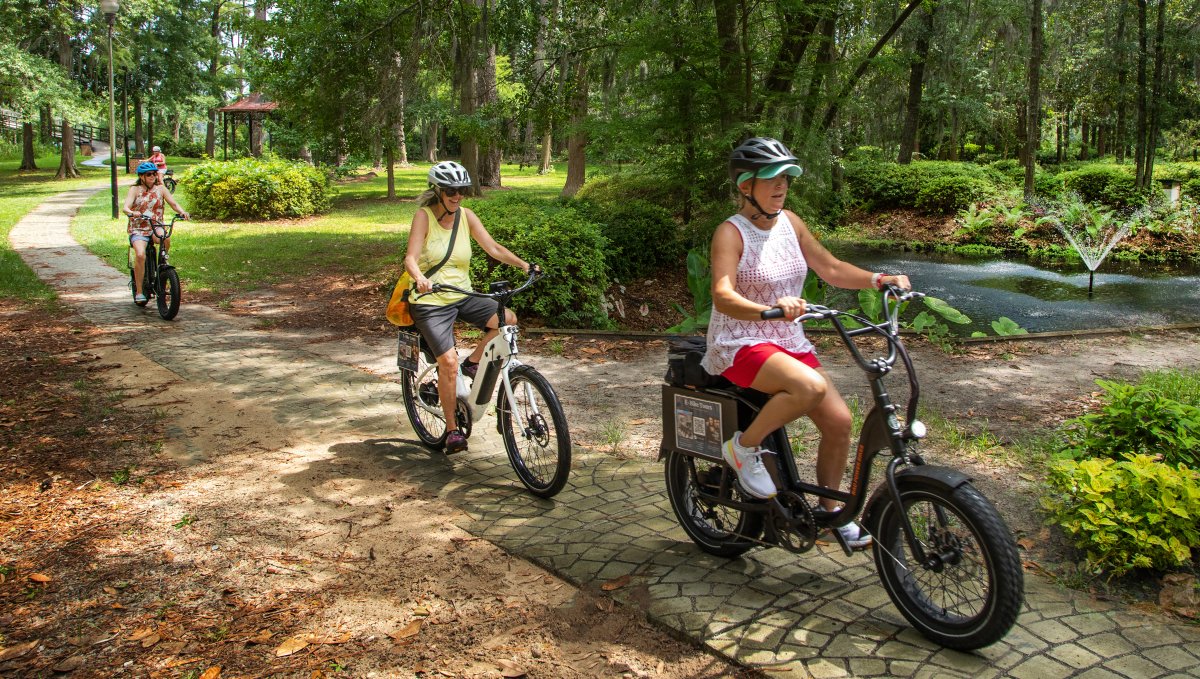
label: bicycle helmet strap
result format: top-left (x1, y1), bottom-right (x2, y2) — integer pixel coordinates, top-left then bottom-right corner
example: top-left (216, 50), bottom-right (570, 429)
top-left (743, 178), bottom-right (782, 220)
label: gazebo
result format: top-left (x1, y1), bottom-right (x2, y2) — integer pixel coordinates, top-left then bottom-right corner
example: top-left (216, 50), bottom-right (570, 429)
top-left (217, 93), bottom-right (278, 160)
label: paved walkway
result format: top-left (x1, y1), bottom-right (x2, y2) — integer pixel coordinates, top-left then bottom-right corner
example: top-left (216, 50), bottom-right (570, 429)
top-left (10, 188), bottom-right (1200, 678)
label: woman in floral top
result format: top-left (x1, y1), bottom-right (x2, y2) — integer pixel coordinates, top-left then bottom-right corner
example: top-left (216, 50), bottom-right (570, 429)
top-left (123, 161), bottom-right (188, 303)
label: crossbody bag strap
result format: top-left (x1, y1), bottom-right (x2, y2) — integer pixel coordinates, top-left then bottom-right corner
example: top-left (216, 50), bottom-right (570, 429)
top-left (422, 208), bottom-right (461, 280)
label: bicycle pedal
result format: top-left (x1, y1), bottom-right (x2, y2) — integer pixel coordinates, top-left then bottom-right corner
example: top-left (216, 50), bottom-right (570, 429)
top-left (828, 527), bottom-right (855, 557)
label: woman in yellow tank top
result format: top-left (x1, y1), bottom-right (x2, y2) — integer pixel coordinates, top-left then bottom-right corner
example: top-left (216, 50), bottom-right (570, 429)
top-left (404, 161), bottom-right (531, 453)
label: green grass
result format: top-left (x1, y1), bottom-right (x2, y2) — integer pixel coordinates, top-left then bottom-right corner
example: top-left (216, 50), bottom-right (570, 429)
top-left (1137, 367), bottom-right (1200, 407)
top-left (70, 161), bottom-right (567, 297)
top-left (0, 154), bottom-right (110, 302)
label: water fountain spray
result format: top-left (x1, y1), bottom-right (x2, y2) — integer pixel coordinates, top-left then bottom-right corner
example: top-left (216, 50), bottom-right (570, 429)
top-left (1041, 193), bottom-right (1142, 296)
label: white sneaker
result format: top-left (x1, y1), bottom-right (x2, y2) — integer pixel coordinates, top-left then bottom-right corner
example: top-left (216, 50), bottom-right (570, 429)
top-left (721, 432), bottom-right (777, 499)
top-left (134, 294), bottom-right (147, 303)
top-left (835, 522), bottom-right (873, 550)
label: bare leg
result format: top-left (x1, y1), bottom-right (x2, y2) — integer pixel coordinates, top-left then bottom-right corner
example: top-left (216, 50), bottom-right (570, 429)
top-left (131, 239), bottom-right (148, 294)
top-left (434, 348), bottom-right (461, 430)
top-left (741, 353), bottom-right (828, 447)
top-left (466, 310), bottom-right (516, 364)
top-left (806, 369), bottom-right (854, 510)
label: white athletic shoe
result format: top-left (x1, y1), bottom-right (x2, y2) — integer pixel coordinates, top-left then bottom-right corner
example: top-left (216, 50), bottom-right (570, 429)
top-left (721, 432), bottom-right (777, 499)
top-left (836, 522), bottom-right (873, 550)
top-left (134, 294), bottom-right (147, 303)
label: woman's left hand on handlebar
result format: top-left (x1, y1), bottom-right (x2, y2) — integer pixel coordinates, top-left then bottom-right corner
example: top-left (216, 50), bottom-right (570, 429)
top-left (774, 295), bottom-right (807, 320)
top-left (881, 274), bottom-right (911, 291)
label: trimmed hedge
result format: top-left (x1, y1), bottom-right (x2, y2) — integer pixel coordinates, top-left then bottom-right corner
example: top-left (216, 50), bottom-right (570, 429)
top-left (574, 198), bottom-right (682, 282)
top-left (843, 160), bottom-right (1005, 213)
top-left (471, 195), bottom-right (612, 329)
top-left (181, 157), bottom-right (334, 220)
top-left (1055, 165), bottom-right (1144, 207)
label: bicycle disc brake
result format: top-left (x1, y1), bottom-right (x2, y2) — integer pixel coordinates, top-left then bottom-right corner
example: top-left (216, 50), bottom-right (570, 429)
top-left (771, 490), bottom-right (817, 554)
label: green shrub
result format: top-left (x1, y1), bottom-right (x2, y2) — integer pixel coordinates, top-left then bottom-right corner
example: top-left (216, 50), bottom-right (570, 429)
top-left (1059, 378), bottom-right (1200, 468)
top-left (161, 139), bottom-right (205, 158)
top-left (574, 198), bottom-right (682, 283)
top-left (1056, 165), bottom-right (1144, 207)
top-left (181, 157), bottom-right (333, 220)
top-left (471, 195), bottom-right (612, 329)
top-left (916, 175), bottom-right (995, 214)
top-left (1042, 455), bottom-right (1200, 576)
top-left (575, 172), bottom-right (676, 207)
top-left (843, 161), bottom-right (1003, 212)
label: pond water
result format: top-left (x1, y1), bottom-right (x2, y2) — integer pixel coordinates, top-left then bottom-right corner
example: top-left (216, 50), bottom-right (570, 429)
top-left (827, 246), bottom-right (1200, 333)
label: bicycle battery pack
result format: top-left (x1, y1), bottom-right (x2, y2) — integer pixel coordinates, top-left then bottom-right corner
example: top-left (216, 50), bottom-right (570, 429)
top-left (661, 385), bottom-right (739, 463)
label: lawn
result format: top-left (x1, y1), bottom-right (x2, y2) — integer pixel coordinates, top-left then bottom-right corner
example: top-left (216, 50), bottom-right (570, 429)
top-left (0, 155), bottom-right (110, 302)
top-left (70, 162), bottom-right (568, 296)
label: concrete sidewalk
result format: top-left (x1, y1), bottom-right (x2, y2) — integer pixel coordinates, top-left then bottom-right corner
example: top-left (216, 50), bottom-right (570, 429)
top-left (10, 187), bottom-right (1200, 678)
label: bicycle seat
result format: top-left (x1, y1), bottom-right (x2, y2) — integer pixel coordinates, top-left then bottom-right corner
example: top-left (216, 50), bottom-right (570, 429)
top-left (664, 337), bottom-right (774, 405)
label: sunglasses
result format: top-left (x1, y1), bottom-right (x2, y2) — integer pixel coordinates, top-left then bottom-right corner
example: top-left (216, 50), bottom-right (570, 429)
top-left (440, 186), bottom-right (465, 197)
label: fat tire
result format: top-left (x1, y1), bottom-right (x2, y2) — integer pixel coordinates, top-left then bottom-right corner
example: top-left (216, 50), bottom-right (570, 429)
top-left (664, 450), bottom-right (765, 557)
top-left (871, 481), bottom-right (1024, 650)
top-left (496, 365), bottom-right (571, 498)
top-left (157, 268), bottom-right (181, 320)
top-left (163, 177), bottom-right (177, 193)
top-left (401, 357), bottom-right (448, 450)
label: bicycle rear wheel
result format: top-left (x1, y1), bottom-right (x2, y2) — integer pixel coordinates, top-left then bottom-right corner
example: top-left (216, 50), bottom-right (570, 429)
top-left (156, 267), bottom-right (181, 320)
top-left (664, 451), bottom-right (765, 557)
top-left (496, 365), bottom-right (571, 498)
top-left (401, 352), bottom-right (448, 450)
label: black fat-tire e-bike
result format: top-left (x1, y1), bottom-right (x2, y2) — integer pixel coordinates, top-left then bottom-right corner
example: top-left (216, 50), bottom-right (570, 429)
top-left (659, 286), bottom-right (1024, 650)
top-left (128, 215), bottom-right (182, 321)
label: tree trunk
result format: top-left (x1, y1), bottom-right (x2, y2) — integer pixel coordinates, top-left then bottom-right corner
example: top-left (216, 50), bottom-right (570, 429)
top-left (424, 121), bottom-right (438, 163)
top-left (798, 17), bottom-right (836, 135)
top-left (172, 114), bottom-right (181, 142)
top-left (1145, 0), bottom-right (1166, 185)
top-left (561, 57), bottom-right (589, 198)
top-left (395, 86), bottom-right (409, 166)
top-left (713, 0), bottom-right (741, 131)
top-left (898, 4), bottom-right (936, 164)
top-left (299, 144), bottom-right (312, 164)
top-left (133, 94), bottom-right (144, 156)
top-left (386, 144), bottom-right (396, 199)
top-left (250, 116), bottom-right (264, 157)
top-left (1134, 0), bottom-right (1148, 188)
top-left (55, 120), bottom-right (79, 179)
top-left (1024, 0), bottom-right (1043, 198)
top-left (55, 32), bottom-right (79, 179)
top-left (1055, 114), bottom-right (1063, 163)
top-left (20, 123), bottom-right (37, 170)
top-left (39, 105), bottom-right (52, 144)
top-left (1079, 116), bottom-right (1089, 160)
top-left (147, 106), bottom-right (154, 150)
top-left (1115, 3), bottom-right (1128, 163)
top-left (476, 41), bottom-right (501, 188)
top-left (1097, 123), bottom-right (1107, 157)
top-left (754, 3), bottom-right (822, 122)
top-left (205, 2), bottom-right (223, 158)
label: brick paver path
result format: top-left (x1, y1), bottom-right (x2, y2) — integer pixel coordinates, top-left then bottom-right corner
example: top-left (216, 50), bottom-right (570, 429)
top-left (11, 187), bottom-right (1200, 678)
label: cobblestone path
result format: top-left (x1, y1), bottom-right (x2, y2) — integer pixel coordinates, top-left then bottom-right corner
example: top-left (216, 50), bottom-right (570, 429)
top-left (11, 187), bottom-right (1200, 678)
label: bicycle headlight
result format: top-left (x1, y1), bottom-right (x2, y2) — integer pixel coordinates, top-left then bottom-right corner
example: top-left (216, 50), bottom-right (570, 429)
top-left (908, 420), bottom-right (927, 439)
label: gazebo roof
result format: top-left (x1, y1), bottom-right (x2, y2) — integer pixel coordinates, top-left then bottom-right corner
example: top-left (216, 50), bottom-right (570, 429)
top-left (217, 92), bottom-right (278, 113)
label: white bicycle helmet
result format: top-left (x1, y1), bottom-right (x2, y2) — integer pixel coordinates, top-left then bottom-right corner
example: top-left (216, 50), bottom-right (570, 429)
top-left (428, 161), bottom-right (472, 188)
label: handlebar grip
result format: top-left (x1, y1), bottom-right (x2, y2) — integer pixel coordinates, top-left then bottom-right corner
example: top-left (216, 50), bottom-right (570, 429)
top-left (760, 307), bottom-right (786, 320)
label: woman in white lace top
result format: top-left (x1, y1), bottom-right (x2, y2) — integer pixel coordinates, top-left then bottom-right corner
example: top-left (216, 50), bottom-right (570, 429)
top-left (703, 137), bottom-right (910, 549)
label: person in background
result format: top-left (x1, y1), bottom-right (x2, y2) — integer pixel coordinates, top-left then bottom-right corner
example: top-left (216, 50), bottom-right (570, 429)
top-left (702, 137), bottom-right (910, 549)
top-left (148, 145), bottom-right (167, 177)
top-left (123, 161), bottom-right (188, 303)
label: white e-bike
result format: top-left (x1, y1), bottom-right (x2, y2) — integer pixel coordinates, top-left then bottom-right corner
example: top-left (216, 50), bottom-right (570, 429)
top-left (399, 270), bottom-right (572, 498)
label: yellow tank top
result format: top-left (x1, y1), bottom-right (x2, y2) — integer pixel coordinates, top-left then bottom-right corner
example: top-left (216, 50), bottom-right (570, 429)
top-left (414, 206), bottom-right (473, 307)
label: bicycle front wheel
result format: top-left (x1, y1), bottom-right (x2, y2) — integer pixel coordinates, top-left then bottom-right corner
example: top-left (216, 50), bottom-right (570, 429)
top-left (163, 177), bottom-right (177, 193)
top-left (497, 365), bottom-right (571, 498)
top-left (871, 481), bottom-right (1024, 650)
top-left (157, 267), bottom-right (181, 320)
top-left (401, 355), bottom-right (448, 450)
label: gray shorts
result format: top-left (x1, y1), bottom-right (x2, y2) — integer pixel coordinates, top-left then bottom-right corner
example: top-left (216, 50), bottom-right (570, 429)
top-left (410, 296), bottom-right (498, 358)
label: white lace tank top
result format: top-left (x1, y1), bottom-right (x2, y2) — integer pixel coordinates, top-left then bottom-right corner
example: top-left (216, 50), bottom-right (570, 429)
top-left (701, 212), bottom-right (814, 376)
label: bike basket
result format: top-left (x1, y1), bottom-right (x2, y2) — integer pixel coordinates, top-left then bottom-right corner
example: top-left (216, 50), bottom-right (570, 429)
top-left (396, 330), bottom-right (421, 373)
top-left (664, 337), bottom-right (729, 389)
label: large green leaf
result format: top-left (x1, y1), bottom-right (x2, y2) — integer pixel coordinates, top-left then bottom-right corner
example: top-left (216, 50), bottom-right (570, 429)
top-left (991, 316), bottom-right (1029, 336)
top-left (858, 289), bottom-right (883, 324)
top-left (923, 296), bottom-right (972, 324)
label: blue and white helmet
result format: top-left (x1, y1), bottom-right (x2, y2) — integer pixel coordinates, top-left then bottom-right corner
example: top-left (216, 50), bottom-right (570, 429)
top-left (428, 161), bottom-right (471, 189)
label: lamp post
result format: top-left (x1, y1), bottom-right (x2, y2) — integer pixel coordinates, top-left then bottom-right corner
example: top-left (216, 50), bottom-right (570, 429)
top-left (101, 0), bottom-right (119, 219)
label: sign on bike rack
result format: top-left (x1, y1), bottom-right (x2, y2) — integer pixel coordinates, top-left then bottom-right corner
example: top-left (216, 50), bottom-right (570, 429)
top-left (396, 331), bottom-right (421, 373)
top-left (661, 385), bottom-right (738, 462)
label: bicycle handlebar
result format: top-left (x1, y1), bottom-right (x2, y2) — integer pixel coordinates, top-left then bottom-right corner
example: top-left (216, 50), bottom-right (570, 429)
top-left (133, 214), bottom-right (185, 239)
top-left (417, 265), bottom-right (543, 300)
